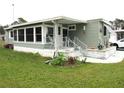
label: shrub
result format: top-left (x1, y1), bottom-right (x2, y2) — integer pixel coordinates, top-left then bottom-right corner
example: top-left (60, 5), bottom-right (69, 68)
top-left (4, 44), bottom-right (13, 49)
top-left (51, 52), bottom-right (66, 66)
top-left (66, 57), bottom-right (77, 65)
top-left (97, 43), bottom-right (104, 50)
top-left (46, 52), bottom-right (83, 66)
top-left (81, 58), bottom-right (87, 63)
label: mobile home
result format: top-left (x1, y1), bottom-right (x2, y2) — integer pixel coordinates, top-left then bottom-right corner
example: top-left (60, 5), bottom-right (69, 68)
top-left (5, 16), bottom-right (115, 59)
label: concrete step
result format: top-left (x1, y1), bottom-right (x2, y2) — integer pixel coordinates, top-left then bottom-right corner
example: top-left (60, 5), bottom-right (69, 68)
top-left (60, 50), bottom-right (83, 58)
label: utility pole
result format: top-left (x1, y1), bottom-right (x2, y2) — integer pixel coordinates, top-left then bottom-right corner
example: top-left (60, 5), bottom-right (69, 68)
top-left (12, 3), bottom-right (15, 22)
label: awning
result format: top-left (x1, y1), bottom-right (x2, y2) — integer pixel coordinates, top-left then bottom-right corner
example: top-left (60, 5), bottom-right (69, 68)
top-left (8, 16), bottom-right (87, 28)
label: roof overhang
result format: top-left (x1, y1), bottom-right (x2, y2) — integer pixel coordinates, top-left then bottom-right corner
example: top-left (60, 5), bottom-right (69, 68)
top-left (42, 16), bottom-right (87, 24)
top-left (88, 18), bottom-right (112, 27)
top-left (7, 16), bottom-right (87, 29)
top-left (100, 19), bottom-right (112, 27)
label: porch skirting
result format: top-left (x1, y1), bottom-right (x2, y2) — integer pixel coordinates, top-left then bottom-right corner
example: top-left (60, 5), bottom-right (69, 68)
top-left (14, 46), bottom-right (55, 57)
top-left (85, 46), bottom-right (116, 59)
top-left (14, 46), bottom-right (123, 63)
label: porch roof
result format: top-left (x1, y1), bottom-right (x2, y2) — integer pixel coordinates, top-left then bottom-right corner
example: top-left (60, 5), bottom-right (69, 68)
top-left (7, 16), bottom-right (87, 29)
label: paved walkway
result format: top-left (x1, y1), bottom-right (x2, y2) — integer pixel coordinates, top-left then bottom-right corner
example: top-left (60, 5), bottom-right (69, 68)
top-left (79, 51), bottom-right (124, 63)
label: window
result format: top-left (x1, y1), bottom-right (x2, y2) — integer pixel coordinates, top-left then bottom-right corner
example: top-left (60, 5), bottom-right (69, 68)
top-left (63, 29), bottom-right (68, 37)
top-left (83, 25), bottom-right (86, 30)
top-left (47, 27), bottom-right (53, 37)
top-left (18, 29), bottom-right (24, 41)
top-left (46, 27), bottom-right (54, 42)
top-left (58, 27), bottom-right (61, 35)
top-left (63, 29), bottom-right (68, 42)
top-left (120, 33), bottom-right (124, 39)
top-left (14, 30), bottom-right (17, 41)
top-left (104, 26), bottom-right (107, 36)
top-left (26, 28), bottom-right (34, 42)
top-left (10, 31), bottom-right (13, 38)
top-left (120, 39), bottom-right (124, 42)
top-left (35, 27), bottom-right (42, 42)
top-left (68, 25), bottom-right (76, 31)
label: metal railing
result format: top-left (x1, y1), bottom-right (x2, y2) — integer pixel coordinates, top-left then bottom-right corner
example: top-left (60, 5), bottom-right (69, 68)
top-left (74, 37), bottom-right (88, 50)
top-left (44, 36), bottom-right (88, 56)
top-left (63, 37), bottom-right (79, 48)
top-left (63, 36), bottom-right (88, 56)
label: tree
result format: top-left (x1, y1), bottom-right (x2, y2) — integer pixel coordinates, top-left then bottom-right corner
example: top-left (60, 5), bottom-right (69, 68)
top-left (17, 17), bottom-right (27, 23)
top-left (0, 25), bottom-right (5, 34)
top-left (11, 21), bottom-right (19, 25)
top-left (11, 17), bottom-right (27, 25)
top-left (113, 18), bottom-right (124, 30)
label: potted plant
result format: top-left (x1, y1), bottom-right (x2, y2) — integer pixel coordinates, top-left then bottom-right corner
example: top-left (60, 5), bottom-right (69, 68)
top-left (97, 43), bottom-right (104, 50)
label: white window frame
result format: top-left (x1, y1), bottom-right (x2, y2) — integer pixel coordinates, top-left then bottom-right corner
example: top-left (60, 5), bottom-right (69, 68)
top-left (35, 26), bottom-right (42, 43)
top-left (68, 24), bottom-right (76, 31)
top-left (13, 24), bottom-right (54, 44)
top-left (9, 30), bottom-right (14, 39)
top-left (46, 26), bottom-right (54, 44)
top-left (18, 28), bottom-right (25, 42)
top-left (13, 29), bottom-right (18, 41)
top-left (25, 27), bottom-right (34, 42)
top-left (13, 25), bottom-right (42, 44)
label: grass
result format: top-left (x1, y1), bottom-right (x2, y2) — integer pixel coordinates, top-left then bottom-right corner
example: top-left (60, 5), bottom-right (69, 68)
top-left (0, 41), bottom-right (124, 88)
top-left (0, 40), bottom-right (5, 48)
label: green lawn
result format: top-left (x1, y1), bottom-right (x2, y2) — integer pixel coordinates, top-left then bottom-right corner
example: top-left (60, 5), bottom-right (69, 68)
top-left (0, 43), bottom-right (124, 87)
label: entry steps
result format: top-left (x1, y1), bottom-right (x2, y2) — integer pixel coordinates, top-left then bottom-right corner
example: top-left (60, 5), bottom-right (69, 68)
top-left (58, 48), bottom-right (83, 58)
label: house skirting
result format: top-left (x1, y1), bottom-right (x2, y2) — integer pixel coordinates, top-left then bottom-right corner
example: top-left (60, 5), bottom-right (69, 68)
top-left (14, 45), bottom-right (116, 61)
top-left (14, 46), bottom-right (55, 57)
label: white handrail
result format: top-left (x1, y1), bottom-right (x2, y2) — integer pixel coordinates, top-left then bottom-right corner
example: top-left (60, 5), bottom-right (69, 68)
top-left (74, 37), bottom-right (88, 50)
top-left (67, 37), bottom-right (79, 48)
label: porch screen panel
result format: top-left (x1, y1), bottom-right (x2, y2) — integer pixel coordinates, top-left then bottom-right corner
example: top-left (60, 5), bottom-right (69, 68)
top-left (26, 28), bottom-right (34, 42)
top-left (63, 29), bottom-right (68, 37)
top-left (46, 27), bottom-right (53, 42)
top-left (35, 27), bottom-right (42, 42)
top-left (10, 31), bottom-right (13, 38)
top-left (63, 29), bottom-right (68, 41)
top-left (18, 29), bottom-right (24, 41)
top-left (14, 30), bottom-right (17, 41)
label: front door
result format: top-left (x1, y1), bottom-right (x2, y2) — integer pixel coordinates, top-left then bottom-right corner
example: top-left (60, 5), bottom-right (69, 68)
top-left (56, 26), bottom-right (63, 48)
top-left (63, 28), bottom-right (68, 47)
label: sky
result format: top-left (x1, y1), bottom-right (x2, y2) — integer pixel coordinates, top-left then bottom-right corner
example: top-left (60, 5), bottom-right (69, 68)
top-left (0, 0), bottom-right (124, 25)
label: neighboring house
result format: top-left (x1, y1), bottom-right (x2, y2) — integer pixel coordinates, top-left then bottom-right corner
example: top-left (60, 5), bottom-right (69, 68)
top-left (5, 16), bottom-right (114, 58)
top-left (0, 25), bottom-right (5, 40)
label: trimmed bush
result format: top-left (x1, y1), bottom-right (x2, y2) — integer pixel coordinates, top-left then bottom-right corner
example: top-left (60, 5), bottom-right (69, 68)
top-left (4, 44), bottom-right (14, 49)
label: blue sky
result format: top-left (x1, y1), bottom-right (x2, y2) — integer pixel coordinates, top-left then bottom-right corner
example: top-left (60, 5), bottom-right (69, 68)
top-left (0, 0), bottom-right (124, 25)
